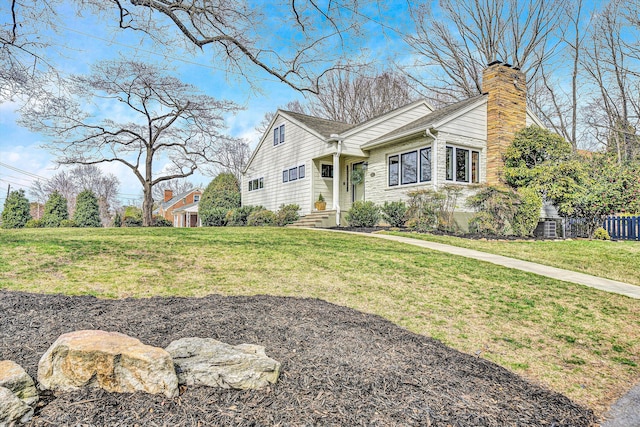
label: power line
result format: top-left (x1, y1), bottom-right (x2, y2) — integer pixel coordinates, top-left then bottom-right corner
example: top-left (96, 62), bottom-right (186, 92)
top-left (0, 162), bottom-right (50, 181)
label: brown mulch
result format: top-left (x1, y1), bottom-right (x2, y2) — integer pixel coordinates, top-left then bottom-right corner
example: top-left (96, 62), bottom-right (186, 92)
top-left (0, 291), bottom-right (596, 426)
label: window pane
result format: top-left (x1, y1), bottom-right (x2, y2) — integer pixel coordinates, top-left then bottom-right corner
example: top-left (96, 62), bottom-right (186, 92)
top-left (298, 164), bottom-right (305, 179)
top-left (280, 125), bottom-right (285, 143)
top-left (446, 146), bottom-right (454, 181)
top-left (321, 164), bottom-right (333, 178)
top-left (388, 155), bottom-right (399, 186)
top-left (472, 151), bottom-right (479, 183)
top-left (456, 148), bottom-right (469, 182)
top-left (249, 181), bottom-right (253, 191)
top-left (420, 148), bottom-right (432, 182)
top-left (401, 151), bottom-right (417, 184)
top-left (289, 167), bottom-right (297, 181)
top-left (273, 128), bottom-right (279, 145)
top-left (283, 170), bottom-right (289, 183)
top-left (259, 177), bottom-right (264, 189)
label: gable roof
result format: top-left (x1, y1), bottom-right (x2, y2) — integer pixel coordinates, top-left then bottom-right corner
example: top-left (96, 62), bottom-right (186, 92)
top-left (160, 188), bottom-right (202, 210)
top-left (363, 95), bottom-right (487, 149)
top-left (281, 111), bottom-right (353, 138)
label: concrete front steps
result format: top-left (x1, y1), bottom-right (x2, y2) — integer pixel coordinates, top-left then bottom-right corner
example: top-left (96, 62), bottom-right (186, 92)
top-left (287, 210), bottom-right (337, 228)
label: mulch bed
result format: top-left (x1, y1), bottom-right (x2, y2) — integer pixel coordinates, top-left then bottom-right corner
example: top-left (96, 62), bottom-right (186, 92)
top-left (0, 291), bottom-right (596, 426)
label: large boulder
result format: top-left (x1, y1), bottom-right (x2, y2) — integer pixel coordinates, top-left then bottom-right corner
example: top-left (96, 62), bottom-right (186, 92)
top-left (38, 330), bottom-right (178, 398)
top-left (166, 338), bottom-right (281, 390)
top-left (0, 386), bottom-right (33, 426)
top-left (0, 361), bottom-right (38, 406)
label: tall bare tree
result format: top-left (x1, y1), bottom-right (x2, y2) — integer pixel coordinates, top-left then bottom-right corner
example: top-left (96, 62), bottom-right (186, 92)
top-left (582, 0), bottom-right (640, 162)
top-left (20, 59), bottom-right (240, 226)
top-left (527, 0), bottom-right (587, 150)
top-left (2, 0), bottom-right (366, 100)
top-left (405, 0), bottom-right (564, 103)
top-left (307, 67), bottom-right (416, 123)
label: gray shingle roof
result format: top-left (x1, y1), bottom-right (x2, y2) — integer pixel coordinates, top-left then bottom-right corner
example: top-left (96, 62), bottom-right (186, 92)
top-left (160, 188), bottom-right (201, 210)
top-left (282, 111), bottom-right (354, 138)
top-left (366, 95), bottom-right (487, 146)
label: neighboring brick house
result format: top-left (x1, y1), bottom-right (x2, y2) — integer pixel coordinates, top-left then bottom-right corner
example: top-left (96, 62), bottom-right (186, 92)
top-left (156, 188), bottom-right (202, 227)
top-left (242, 61), bottom-right (544, 229)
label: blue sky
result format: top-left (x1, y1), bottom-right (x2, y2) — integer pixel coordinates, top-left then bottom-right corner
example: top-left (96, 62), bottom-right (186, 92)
top-left (0, 1), bottom-right (417, 208)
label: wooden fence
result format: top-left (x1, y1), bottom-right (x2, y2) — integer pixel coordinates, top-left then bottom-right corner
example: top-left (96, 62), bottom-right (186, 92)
top-left (603, 216), bottom-right (640, 241)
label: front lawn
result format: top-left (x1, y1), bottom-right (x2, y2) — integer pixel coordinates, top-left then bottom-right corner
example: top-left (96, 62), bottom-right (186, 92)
top-left (0, 227), bottom-right (638, 416)
top-left (384, 231), bottom-right (640, 286)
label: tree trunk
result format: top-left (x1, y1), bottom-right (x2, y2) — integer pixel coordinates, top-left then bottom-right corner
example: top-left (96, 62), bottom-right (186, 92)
top-left (142, 185), bottom-right (154, 227)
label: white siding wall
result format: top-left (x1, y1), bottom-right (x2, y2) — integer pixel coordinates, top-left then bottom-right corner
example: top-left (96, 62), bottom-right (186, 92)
top-left (438, 102), bottom-right (487, 140)
top-left (242, 116), bottom-right (331, 214)
top-left (343, 104), bottom-right (432, 150)
top-left (361, 104), bottom-right (489, 215)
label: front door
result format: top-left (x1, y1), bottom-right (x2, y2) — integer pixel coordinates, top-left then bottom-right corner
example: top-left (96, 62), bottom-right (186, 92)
top-left (351, 162), bottom-right (365, 203)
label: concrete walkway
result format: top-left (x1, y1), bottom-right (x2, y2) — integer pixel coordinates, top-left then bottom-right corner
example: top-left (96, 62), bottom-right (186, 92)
top-left (317, 229), bottom-right (640, 299)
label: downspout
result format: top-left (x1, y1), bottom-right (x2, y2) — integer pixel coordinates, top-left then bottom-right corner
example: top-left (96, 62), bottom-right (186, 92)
top-left (333, 137), bottom-right (343, 227)
top-left (425, 128), bottom-right (438, 189)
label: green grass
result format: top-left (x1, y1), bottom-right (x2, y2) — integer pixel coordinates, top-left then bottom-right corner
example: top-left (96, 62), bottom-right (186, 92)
top-left (384, 231), bottom-right (640, 286)
top-left (1, 227), bottom-right (639, 415)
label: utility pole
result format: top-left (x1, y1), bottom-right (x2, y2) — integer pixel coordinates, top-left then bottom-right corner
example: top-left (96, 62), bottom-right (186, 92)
top-left (5, 183), bottom-right (9, 200)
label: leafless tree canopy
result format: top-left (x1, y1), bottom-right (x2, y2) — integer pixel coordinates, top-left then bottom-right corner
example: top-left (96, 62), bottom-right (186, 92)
top-left (19, 59), bottom-right (241, 225)
top-left (29, 165), bottom-right (120, 225)
top-left (1, 0), bottom-right (366, 98)
top-left (405, 0), bottom-right (563, 103)
top-left (308, 68), bottom-right (417, 124)
top-left (151, 178), bottom-right (198, 202)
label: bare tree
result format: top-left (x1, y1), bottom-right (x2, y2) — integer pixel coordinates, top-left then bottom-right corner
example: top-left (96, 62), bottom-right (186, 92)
top-left (405, 0), bottom-right (564, 103)
top-left (582, 0), bottom-right (640, 162)
top-left (527, 0), bottom-right (587, 150)
top-left (20, 59), bottom-right (240, 226)
top-left (215, 138), bottom-right (252, 182)
top-left (254, 100), bottom-right (309, 135)
top-left (29, 165), bottom-right (120, 224)
top-left (151, 178), bottom-right (197, 202)
top-left (308, 67), bottom-right (416, 123)
top-left (2, 0), bottom-right (366, 100)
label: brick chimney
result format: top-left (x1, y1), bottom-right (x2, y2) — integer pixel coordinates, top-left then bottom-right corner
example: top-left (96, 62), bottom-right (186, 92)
top-left (164, 189), bottom-right (173, 202)
top-left (483, 61), bottom-right (527, 186)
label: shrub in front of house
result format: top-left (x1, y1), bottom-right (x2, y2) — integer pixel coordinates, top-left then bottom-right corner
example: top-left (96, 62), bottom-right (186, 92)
top-left (200, 173), bottom-right (241, 226)
top-left (405, 189), bottom-right (445, 231)
top-left (25, 219), bottom-right (43, 228)
top-left (226, 206), bottom-right (264, 226)
top-left (346, 201), bottom-right (380, 227)
top-left (593, 227), bottom-right (611, 240)
top-left (276, 204), bottom-right (300, 226)
top-left (201, 207), bottom-right (229, 226)
top-left (381, 201), bottom-right (407, 227)
top-left (247, 209), bottom-right (277, 226)
top-left (467, 186), bottom-right (542, 237)
top-left (152, 216), bottom-right (173, 227)
top-left (123, 217), bottom-right (143, 227)
top-left (512, 187), bottom-right (543, 237)
top-left (60, 219), bottom-right (77, 227)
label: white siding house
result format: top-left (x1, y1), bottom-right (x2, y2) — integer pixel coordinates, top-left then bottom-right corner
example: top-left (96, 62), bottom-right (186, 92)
top-left (241, 62), bottom-right (545, 228)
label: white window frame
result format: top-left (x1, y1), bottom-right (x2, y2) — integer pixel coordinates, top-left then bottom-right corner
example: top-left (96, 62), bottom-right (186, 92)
top-left (248, 177), bottom-right (264, 192)
top-left (283, 164), bottom-right (306, 184)
top-left (321, 163), bottom-right (334, 179)
top-left (387, 145), bottom-right (432, 188)
top-left (273, 124), bottom-right (285, 146)
top-left (445, 145), bottom-right (480, 184)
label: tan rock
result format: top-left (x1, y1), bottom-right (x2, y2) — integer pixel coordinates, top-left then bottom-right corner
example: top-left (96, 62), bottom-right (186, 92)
top-left (37, 330), bottom-right (178, 398)
top-left (0, 386), bottom-right (33, 426)
top-left (166, 337), bottom-right (281, 390)
top-left (0, 361), bottom-right (38, 407)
